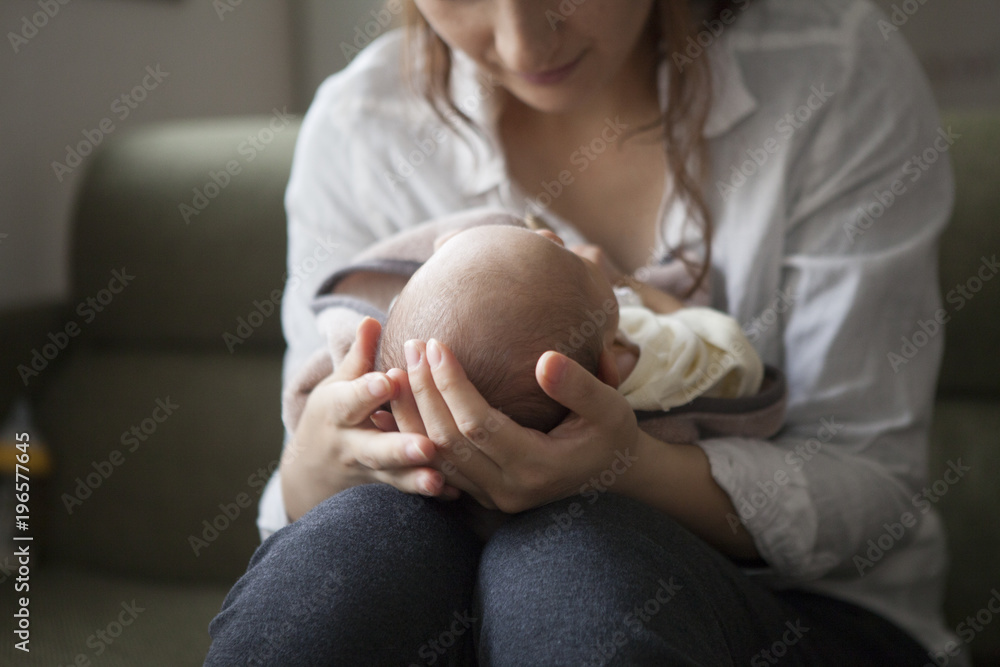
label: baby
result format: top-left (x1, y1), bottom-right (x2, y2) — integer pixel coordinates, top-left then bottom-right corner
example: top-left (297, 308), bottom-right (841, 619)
top-left (376, 224), bottom-right (763, 431)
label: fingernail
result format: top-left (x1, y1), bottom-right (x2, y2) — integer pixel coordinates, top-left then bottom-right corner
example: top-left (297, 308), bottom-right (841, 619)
top-left (544, 353), bottom-right (568, 384)
top-left (404, 340), bottom-right (421, 370)
top-left (421, 473), bottom-right (439, 495)
top-left (367, 374), bottom-right (390, 398)
top-left (406, 441), bottom-right (427, 463)
top-left (427, 339), bottom-right (443, 368)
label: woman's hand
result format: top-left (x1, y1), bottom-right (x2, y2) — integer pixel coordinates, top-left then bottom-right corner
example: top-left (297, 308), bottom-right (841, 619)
top-left (401, 338), bottom-right (641, 514)
top-left (279, 318), bottom-right (455, 522)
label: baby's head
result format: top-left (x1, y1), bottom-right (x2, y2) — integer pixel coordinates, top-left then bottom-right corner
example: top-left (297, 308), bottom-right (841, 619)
top-left (377, 224), bottom-right (619, 432)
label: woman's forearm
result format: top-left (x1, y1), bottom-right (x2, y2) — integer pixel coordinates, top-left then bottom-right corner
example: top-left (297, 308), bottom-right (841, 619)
top-left (617, 431), bottom-right (761, 561)
top-left (334, 271), bottom-right (410, 312)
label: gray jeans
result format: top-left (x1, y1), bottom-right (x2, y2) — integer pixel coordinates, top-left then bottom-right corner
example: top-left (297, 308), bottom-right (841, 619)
top-left (205, 484), bottom-right (929, 666)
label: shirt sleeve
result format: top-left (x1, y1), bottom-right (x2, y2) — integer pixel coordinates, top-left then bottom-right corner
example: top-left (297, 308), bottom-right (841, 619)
top-left (697, 10), bottom-right (955, 579)
top-left (258, 76), bottom-right (386, 540)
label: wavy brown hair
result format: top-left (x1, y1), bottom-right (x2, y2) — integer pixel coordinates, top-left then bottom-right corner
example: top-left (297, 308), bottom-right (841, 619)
top-left (404, 1), bottom-right (750, 299)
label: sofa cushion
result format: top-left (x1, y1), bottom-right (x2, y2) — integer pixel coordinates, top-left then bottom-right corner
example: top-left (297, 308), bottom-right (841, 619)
top-left (929, 397), bottom-right (1000, 662)
top-left (35, 348), bottom-right (283, 583)
top-left (936, 111), bottom-right (1000, 397)
top-left (71, 117), bottom-right (299, 351)
top-left (0, 565), bottom-right (226, 664)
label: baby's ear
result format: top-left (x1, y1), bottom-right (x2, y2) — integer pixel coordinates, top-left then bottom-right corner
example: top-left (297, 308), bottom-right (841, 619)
top-left (596, 346), bottom-right (620, 389)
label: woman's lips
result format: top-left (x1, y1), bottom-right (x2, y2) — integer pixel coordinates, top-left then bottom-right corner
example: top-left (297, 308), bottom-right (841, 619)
top-left (519, 53), bottom-right (586, 86)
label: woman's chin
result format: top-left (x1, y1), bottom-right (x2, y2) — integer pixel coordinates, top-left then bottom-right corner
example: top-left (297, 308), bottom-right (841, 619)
top-left (503, 81), bottom-right (600, 116)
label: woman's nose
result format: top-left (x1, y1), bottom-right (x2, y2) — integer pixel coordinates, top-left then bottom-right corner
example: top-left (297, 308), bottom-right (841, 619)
top-left (493, 0), bottom-right (560, 74)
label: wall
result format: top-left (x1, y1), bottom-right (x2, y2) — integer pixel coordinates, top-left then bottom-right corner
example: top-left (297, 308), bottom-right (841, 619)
top-left (292, 0), bottom-right (404, 108)
top-left (872, 0), bottom-right (1000, 110)
top-left (0, 0), bottom-right (296, 309)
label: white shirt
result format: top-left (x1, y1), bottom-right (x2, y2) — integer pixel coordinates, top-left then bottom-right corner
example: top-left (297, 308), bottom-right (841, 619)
top-left (261, 0), bottom-right (962, 660)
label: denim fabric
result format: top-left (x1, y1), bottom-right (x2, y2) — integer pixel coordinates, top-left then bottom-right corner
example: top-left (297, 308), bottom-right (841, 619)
top-left (206, 485), bottom-right (929, 666)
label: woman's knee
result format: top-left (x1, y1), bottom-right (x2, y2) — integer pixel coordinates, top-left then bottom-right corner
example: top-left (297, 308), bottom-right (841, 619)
top-left (483, 492), bottom-right (693, 563)
top-left (294, 484), bottom-right (475, 549)
top-left (208, 485), bottom-right (481, 666)
top-left (475, 494), bottom-right (734, 665)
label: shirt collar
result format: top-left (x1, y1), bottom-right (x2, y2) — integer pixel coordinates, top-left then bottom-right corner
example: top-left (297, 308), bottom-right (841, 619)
top-left (450, 37), bottom-right (758, 196)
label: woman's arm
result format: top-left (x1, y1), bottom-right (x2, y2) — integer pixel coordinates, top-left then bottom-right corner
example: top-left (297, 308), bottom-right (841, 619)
top-left (618, 424), bottom-right (761, 560)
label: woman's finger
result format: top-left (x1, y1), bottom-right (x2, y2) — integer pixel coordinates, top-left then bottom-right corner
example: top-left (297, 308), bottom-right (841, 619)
top-left (383, 367), bottom-right (488, 502)
top-left (386, 367), bottom-right (426, 436)
top-left (370, 410), bottom-right (398, 432)
top-left (372, 467), bottom-right (445, 497)
top-left (342, 428), bottom-right (436, 471)
top-left (404, 340), bottom-right (460, 442)
top-left (405, 339), bottom-right (501, 480)
top-left (535, 351), bottom-right (622, 421)
top-left (425, 339), bottom-right (517, 465)
top-left (320, 371), bottom-right (396, 428)
top-left (331, 317), bottom-right (383, 381)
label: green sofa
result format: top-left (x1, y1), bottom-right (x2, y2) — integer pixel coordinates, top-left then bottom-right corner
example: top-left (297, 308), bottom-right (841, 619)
top-left (0, 111), bottom-right (996, 665)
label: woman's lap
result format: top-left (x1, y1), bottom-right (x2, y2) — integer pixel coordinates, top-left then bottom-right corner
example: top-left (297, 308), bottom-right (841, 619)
top-left (206, 484), bottom-right (482, 666)
top-left (476, 492), bottom-right (929, 666)
top-left (206, 485), bottom-right (928, 666)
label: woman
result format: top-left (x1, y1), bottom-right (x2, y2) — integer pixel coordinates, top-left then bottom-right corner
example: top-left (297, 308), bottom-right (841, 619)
top-left (208, 0), bottom-right (962, 664)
